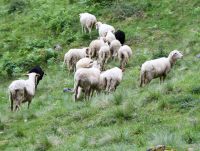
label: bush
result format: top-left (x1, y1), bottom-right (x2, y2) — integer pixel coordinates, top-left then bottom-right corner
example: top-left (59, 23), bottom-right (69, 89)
top-left (152, 48), bottom-right (168, 59)
top-left (1, 48), bottom-right (57, 77)
top-left (8, 0), bottom-right (28, 14)
top-left (191, 86), bottom-right (200, 94)
top-left (85, 0), bottom-right (115, 6)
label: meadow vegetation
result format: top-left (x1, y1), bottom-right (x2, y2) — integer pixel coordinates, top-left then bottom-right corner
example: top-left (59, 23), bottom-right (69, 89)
top-left (0, 0), bottom-right (200, 150)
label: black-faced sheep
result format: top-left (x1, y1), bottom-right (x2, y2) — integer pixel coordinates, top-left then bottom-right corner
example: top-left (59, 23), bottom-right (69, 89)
top-left (8, 73), bottom-right (39, 111)
top-left (114, 30), bottom-right (125, 45)
top-left (28, 66), bottom-right (45, 87)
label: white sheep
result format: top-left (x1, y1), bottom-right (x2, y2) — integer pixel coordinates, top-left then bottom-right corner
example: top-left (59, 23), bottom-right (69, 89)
top-left (118, 45), bottom-right (132, 69)
top-left (63, 47), bottom-right (89, 72)
top-left (100, 67), bottom-right (123, 92)
top-left (96, 21), bottom-right (115, 37)
top-left (79, 13), bottom-right (97, 37)
top-left (98, 43), bottom-right (110, 71)
top-left (74, 61), bottom-right (101, 101)
top-left (88, 39), bottom-right (105, 59)
top-left (110, 39), bottom-right (121, 59)
top-left (8, 73), bottom-right (39, 111)
top-left (105, 31), bottom-right (116, 45)
top-left (140, 50), bottom-right (183, 87)
top-left (76, 57), bottom-right (94, 71)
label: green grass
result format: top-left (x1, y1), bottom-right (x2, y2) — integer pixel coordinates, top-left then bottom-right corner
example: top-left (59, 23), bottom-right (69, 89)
top-left (0, 0), bottom-right (200, 150)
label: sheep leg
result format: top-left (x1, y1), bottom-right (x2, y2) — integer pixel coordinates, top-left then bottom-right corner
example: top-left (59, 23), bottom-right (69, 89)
top-left (119, 59), bottom-right (123, 69)
top-left (140, 74), bottom-right (144, 87)
top-left (159, 77), bottom-right (162, 84)
top-left (163, 74), bottom-right (167, 82)
top-left (28, 101), bottom-right (31, 109)
top-left (10, 92), bottom-right (14, 111)
top-left (81, 24), bottom-right (84, 33)
top-left (74, 81), bottom-right (79, 102)
top-left (84, 27), bottom-right (86, 33)
top-left (88, 27), bottom-right (92, 38)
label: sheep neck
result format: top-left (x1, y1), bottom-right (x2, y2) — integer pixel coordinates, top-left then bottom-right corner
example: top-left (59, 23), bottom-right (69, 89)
top-left (27, 75), bottom-right (37, 92)
top-left (168, 56), bottom-right (176, 67)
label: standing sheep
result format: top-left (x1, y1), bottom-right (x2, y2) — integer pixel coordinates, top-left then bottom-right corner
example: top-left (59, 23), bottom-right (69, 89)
top-left (115, 30), bottom-right (125, 45)
top-left (28, 65), bottom-right (45, 87)
top-left (63, 47), bottom-right (89, 72)
top-left (74, 61), bottom-right (101, 101)
top-left (110, 39), bottom-right (121, 59)
top-left (98, 43), bottom-right (110, 71)
top-left (76, 57), bottom-right (94, 71)
top-left (79, 13), bottom-right (97, 37)
top-left (8, 73), bottom-right (39, 111)
top-left (88, 39), bottom-right (105, 59)
top-left (140, 50), bottom-right (183, 87)
top-left (118, 45), bottom-right (132, 69)
top-left (105, 31), bottom-right (116, 45)
top-left (100, 67), bottom-right (123, 92)
top-left (96, 22), bottom-right (115, 37)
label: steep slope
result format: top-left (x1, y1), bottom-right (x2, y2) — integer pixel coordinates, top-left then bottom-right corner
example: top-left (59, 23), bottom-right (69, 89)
top-left (0, 0), bottom-right (200, 150)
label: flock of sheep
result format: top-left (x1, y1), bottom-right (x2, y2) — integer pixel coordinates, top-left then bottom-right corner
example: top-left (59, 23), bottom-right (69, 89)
top-left (8, 12), bottom-right (183, 111)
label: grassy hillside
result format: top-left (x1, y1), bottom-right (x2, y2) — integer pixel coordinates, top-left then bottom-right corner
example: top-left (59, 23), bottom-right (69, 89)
top-left (0, 0), bottom-right (200, 150)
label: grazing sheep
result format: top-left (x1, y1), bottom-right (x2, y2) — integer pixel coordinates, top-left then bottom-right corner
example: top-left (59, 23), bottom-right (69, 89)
top-left (88, 39), bottom-right (105, 59)
top-left (110, 39), bottom-right (121, 59)
top-left (96, 22), bottom-right (115, 37)
top-left (118, 45), bottom-right (132, 69)
top-left (105, 31), bottom-right (116, 45)
top-left (79, 13), bottom-right (97, 37)
top-left (74, 61), bottom-right (101, 101)
top-left (115, 30), bottom-right (125, 45)
top-left (140, 50), bottom-right (183, 87)
top-left (98, 43), bottom-right (110, 71)
top-left (8, 73), bottom-right (39, 111)
top-left (76, 57), bottom-right (94, 71)
top-left (100, 67), bottom-right (123, 92)
top-left (28, 66), bottom-right (45, 87)
top-left (63, 47), bottom-right (89, 72)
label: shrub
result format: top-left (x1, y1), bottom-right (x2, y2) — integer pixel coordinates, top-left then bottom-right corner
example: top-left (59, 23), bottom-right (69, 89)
top-left (15, 129), bottom-right (25, 138)
top-left (35, 136), bottom-right (52, 151)
top-left (191, 86), bottom-right (200, 94)
top-left (0, 120), bottom-right (5, 131)
top-left (8, 0), bottom-right (28, 14)
top-left (2, 60), bottom-right (16, 77)
top-left (152, 48), bottom-right (168, 59)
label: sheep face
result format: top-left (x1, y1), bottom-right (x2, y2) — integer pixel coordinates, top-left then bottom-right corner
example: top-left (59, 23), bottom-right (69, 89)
top-left (95, 22), bottom-right (102, 30)
top-left (169, 50), bottom-right (183, 62)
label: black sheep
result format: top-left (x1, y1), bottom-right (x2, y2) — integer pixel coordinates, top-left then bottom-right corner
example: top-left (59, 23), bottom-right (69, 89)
top-left (28, 66), bottom-right (45, 86)
top-left (114, 30), bottom-right (125, 45)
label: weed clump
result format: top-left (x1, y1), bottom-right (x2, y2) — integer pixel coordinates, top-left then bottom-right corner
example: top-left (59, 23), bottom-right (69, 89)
top-left (35, 137), bottom-right (52, 151)
top-left (15, 129), bottom-right (25, 138)
top-left (8, 0), bottom-right (28, 14)
top-left (191, 86), bottom-right (200, 94)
